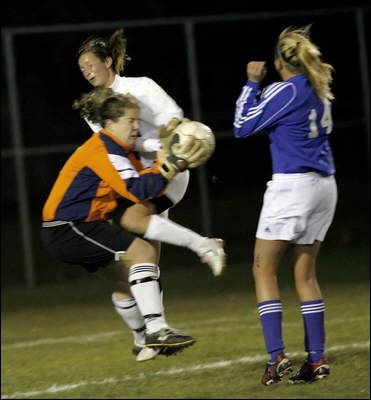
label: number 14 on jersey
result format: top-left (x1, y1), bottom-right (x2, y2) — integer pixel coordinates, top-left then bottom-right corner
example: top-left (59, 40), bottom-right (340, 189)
top-left (308, 99), bottom-right (333, 138)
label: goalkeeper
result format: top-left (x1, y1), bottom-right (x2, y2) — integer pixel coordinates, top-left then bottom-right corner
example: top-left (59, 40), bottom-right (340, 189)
top-left (41, 88), bottom-right (225, 363)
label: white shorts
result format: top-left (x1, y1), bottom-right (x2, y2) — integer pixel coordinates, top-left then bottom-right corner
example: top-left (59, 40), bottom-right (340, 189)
top-left (140, 155), bottom-right (190, 209)
top-left (163, 169), bottom-right (190, 207)
top-left (256, 172), bottom-right (337, 244)
top-left (159, 170), bottom-right (190, 219)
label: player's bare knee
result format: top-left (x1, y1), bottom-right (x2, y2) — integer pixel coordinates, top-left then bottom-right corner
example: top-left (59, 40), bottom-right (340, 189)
top-left (114, 280), bottom-right (131, 295)
top-left (294, 273), bottom-right (317, 287)
top-left (120, 211), bottom-right (145, 234)
top-left (120, 205), bottom-right (153, 234)
top-left (120, 210), bottom-right (134, 231)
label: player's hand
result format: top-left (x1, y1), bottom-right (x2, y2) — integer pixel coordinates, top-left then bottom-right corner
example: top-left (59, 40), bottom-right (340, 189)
top-left (246, 61), bottom-right (267, 83)
top-left (158, 118), bottom-right (190, 142)
top-left (157, 119), bottom-right (182, 181)
top-left (157, 152), bottom-right (180, 181)
top-left (158, 118), bottom-right (181, 139)
top-left (158, 119), bottom-right (180, 156)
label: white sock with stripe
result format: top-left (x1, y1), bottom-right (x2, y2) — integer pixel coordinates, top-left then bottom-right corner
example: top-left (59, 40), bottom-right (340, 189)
top-left (301, 300), bottom-right (325, 363)
top-left (111, 294), bottom-right (146, 345)
top-left (258, 300), bottom-right (285, 362)
top-left (128, 263), bottom-right (168, 334)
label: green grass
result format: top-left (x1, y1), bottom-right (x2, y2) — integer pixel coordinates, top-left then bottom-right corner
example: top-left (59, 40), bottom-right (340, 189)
top-left (1, 179), bottom-right (369, 397)
top-left (1, 246), bottom-right (370, 399)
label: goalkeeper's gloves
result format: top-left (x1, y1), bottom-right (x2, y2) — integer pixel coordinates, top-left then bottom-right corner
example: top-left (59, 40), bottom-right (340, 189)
top-left (157, 148), bottom-right (180, 181)
top-left (158, 137), bottom-right (203, 180)
top-left (158, 118), bottom-right (191, 145)
top-left (157, 118), bottom-right (181, 180)
top-left (167, 135), bottom-right (203, 169)
top-left (158, 118), bottom-right (181, 140)
top-left (157, 117), bottom-right (198, 180)
top-left (182, 141), bottom-right (211, 168)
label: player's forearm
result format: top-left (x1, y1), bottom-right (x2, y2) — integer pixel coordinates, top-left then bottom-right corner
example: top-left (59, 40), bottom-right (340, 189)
top-left (125, 173), bottom-right (168, 201)
top-left (233, 81), bottom-right (261, 137)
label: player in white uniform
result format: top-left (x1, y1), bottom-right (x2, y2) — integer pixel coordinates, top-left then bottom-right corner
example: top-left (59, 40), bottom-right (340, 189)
top-left (233, 26), bottom-right (337, 385)
top-left (76, 29), bottom-right (225, 361)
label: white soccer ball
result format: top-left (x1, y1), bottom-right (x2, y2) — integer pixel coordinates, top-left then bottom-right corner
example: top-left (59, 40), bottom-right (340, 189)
top-left (171, 120), bottom-right (216, 168)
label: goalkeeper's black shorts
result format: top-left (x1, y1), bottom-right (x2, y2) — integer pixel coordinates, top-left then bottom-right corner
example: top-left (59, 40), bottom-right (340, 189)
top-left (41, 220), bottom-right (135, 273)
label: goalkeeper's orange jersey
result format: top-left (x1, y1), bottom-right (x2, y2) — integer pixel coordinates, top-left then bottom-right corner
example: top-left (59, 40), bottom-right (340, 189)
top-left (42, 129), bottom-right (167, 222)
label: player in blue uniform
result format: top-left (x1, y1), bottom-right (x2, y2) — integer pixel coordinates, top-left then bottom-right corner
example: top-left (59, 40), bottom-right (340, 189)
top-left (233, 25), bottom-right (337, 385)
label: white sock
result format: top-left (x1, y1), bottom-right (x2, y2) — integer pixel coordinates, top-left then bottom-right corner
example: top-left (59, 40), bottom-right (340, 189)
top-left (157, 267), bottom-right (165, 314)
top-left (128, 263), bottom-right (168, 334)
top-left (111, 294), bottom-right (146, 345)
top-left (144, 215), bottom-right (207, 253)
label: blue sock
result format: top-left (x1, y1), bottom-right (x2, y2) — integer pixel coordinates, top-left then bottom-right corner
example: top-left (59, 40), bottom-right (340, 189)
top-left (258, 300), bottom-right (284, 363)
top-left (301, 300), bottom-right (325, 363)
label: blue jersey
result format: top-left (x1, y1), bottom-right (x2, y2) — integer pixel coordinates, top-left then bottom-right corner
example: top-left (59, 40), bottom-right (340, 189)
top-left (233, 74), bottom-right (336, 175)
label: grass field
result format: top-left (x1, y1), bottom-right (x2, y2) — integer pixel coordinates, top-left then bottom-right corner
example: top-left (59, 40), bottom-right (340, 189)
top-left (1, 244), bottom-right (369, 399)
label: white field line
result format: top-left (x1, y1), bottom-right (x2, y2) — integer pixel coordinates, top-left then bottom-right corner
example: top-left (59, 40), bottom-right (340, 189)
top-left (1, 340), bottom-right (369, 399)
top-left (1, 331), bottom-right (124, 350)
top-left (1, 315), bottom-right (368, 351)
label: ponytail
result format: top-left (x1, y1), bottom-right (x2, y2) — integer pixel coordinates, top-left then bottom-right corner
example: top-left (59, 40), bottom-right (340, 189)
top-left (276, 25), bottom-right (334, 100)
top-left (77, 28), bottom-right (130, 75)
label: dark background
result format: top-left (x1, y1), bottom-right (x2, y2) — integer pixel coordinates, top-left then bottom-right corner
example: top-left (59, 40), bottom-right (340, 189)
top-left (2, 0), bottom-right (370, 26)
top-left (1, 1), bottom-right (369, 285)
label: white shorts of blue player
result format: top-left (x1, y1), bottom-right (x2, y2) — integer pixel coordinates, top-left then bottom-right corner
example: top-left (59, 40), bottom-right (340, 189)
top-left (256, 172), bottom-right (337, 244)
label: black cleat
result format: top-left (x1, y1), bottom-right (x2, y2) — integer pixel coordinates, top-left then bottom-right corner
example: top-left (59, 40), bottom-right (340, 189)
top-left (261, 353), bottom-right (293, 386)
top-left (145, 327), bottom-right (196, 350)
top-left (288, 359), bottom-right (330, 384)
top-left (159, 345), bottom-right (189, 357)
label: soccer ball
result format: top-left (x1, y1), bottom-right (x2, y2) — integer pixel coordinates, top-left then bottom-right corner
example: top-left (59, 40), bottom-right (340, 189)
top-left (170, 120), bottom-right (216, 168)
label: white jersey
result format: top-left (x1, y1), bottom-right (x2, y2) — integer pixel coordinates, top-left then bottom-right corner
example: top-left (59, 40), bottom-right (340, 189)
top-left (85, 74), bottom-right (189, 210)
top-left (85, 74), bottom-right (184, 162)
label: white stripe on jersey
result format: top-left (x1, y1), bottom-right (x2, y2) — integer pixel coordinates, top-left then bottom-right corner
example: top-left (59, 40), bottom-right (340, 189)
top-left (234, 86), bottom-right (252, 123)
top-left (235, 82), bottom-right (286, 122)
top-left (254, 84), bottom-right (297, 131)
top-left (234, 82), bottom-right (296, 130)
top-left (234, 82), bottom-right (292, 128)
top-left (235, 85), bottom-right (252, 109)
top-left (240, 82), bottom-right (291, 119)
top-left (261, 82), bottom-right (288, 98)
top-left (108, 154), bottom-right (139, 180)
top-left (247, 82), bottom-right (291, 114)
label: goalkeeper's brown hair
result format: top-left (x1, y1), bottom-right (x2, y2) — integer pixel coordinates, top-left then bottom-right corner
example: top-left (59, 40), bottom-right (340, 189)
top-left (275, 25), bottom-right (334, 101)
top-left (77, 29), bottom-right (130, 75)
top-left (73, 87), bottom-right (139, 127)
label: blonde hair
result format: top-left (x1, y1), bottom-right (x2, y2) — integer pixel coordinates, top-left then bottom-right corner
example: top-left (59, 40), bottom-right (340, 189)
top-left (275, 25), bottom-right (334, 100)
top-left (77, 29), bottom-right (130, 75)
top-left (72, 87), bottom-right (139, 127)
